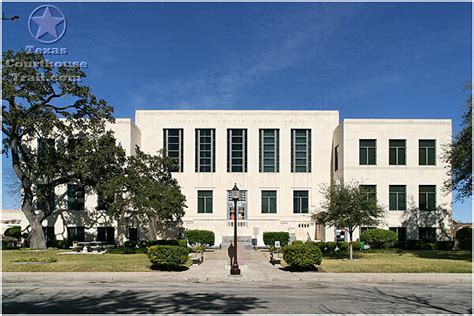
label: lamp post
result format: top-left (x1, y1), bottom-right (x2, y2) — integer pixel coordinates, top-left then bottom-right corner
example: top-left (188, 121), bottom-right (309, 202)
top-left (230, 183), bottom-right (241, 275)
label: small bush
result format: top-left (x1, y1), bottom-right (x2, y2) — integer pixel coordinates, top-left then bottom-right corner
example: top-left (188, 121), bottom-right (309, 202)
top-left (360, 229), bottom-right (398, 249)
top-left (435, 240), bottom-right (454, 250)
top-left (186, 230), bottom-right (215, 246)
top-left (351, 241), bottom-right (361, 250)
top-left (263, 232), bottom-right (290, 248)
top-left (325, 241), bottom-right (337, 253)
top-left (124, 241), bottom-right (137, 248)
top-left (405, 240), bottom-right (425, 250)
top-left (148, 240), bottom-right (180, 247)
top-left (178, 239), bottom-right (188, 248)
top-left (337, 241), bottom-right (349, 252)
top-left (292, 240), bottom-right (304, 245)
top-left (314, 241), bottom-right (326, 252)
top-left (148, 245), bottom-right (189, 267)
top-left (456, 227), bottom-right (472, 250)
top-left (282, 242), bottom-right (322, 270)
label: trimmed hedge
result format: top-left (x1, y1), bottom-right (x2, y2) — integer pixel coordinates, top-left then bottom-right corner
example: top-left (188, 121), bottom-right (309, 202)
top-left (352, 241), bottom-right (361, 250)
top-left (148, 245), bottom-right (189, 267)
top-left (292, 240), bottom-right (304, 246)
top-left (263, 231), bottom-right (290, 248)
top-left (337, 241), bottom-right (349, 252)
top-left (186, 230), bottom-right (215, 246)
top-left (124, 241), bottom-right (137, 248)
top-left (178, 239), bottom-right (188, 248)
top-left (360, 229), bottom-right (398, 249)
top-left (325, 241), bottom-right (337, 253)
top-left (456, 227), bottom-right (472, 250)
top-left (282, 241), bottom-right (322, 270)
top-left (314, 241), bottom-right (326, 252)
top-left (434, 240), bottom-right (454, 250)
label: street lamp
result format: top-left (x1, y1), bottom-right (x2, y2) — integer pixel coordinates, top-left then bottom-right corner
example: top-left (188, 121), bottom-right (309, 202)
top-left (230, 183), bottom-right (241, 275)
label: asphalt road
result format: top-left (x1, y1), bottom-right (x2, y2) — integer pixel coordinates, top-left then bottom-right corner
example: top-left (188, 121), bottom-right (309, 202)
top-left (3, 276), bottom-right (472, 314)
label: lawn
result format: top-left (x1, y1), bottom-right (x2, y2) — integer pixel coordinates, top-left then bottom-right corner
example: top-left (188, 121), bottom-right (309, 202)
top-left (2, 249), bottom-right (191, 272)
top-left (320, 250), bottom-right (472, 273)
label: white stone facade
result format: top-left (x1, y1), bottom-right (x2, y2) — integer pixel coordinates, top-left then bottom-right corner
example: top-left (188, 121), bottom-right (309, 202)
top-left (25, 110), bottom-right (453, 246)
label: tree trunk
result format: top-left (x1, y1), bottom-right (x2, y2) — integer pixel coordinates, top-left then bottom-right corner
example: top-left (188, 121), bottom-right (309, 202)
top-left (147, 215), bottom-right (157, 240)
top-left (349, 230), bottom-right (353, 260)
top-left (29, 217), bottom-right (47, 249)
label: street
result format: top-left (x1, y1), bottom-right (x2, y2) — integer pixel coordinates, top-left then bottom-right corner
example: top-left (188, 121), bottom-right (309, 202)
top-left (3, 272), bottom-right (472, 314)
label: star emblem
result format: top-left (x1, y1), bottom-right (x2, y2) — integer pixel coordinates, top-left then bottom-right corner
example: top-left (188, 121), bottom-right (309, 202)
top-left (28, 5), bottom-right (67, 44)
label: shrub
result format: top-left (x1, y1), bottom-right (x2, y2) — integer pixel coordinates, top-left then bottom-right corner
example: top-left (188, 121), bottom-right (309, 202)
top-left (263, 232), bottom-right (290, 248)
top-left (435, 240), bottom-right (454, 250)
top-left (124, 241), bottom-right (137, 248)
top-left (178, 239), bottom-right (188, 248)
top-left (314, 241), bottom-right (326, 252)
top-left (360, 229), bottom-right (398, 249)
top-left (4, 226), bottom-right (21, 239)
top-left (148, 240), bottom-right (180, 247)
top-left (325, 241), bottom-right (337, 253)
top-left (456, 227), bottom-right (472, 250)
top-left (186, 230), bottom-right (215, 246)
top-left (282, 242), bottom-right (322, 270)
top-left (107, 247), bottom-right (137, 254)
top-left (148, 245), bottom-right (189, 267)
top-left (405, 239), bottom-right (425, 250)
top-left (337, 241), bottom-right (349, 252)
top-left (351, 241), bottom-right (361, 250)
top-left (292, 240), bottom-right (304, 245)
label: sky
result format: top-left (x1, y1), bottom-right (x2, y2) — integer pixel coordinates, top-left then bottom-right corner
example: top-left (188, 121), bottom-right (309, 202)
top-left (2, 2), bottom-right (472, 221)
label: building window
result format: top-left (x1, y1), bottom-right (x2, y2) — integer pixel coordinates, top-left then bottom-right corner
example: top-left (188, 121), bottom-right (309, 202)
top-left (261, 190), bottom-right (277, 214)
top-left (389, 140), bottom-right (406, 165)
top-left (293, 191), bottom-right (309, 214)
top-left (419, 185), bottom-right (436, 211)
top-left (163, 129), bottom-right (184, 172)
top-left (67, 227), bottom-right (85, 243)
top-left (227, 129), bottom-right (247, 172)
top-left (334, 145), bottom-right (339, 171)
top-left (359, 140), bottom-right (376, 165)
top-left (360, 185), bottom-right (377, 202)
top-left (389, 185), bottom-right (406, 211)
top-left (36, 184), bottom-right (55, 211)
top-left (419, 227), bottom-right (436, 243)
top-left (97, 192), bottom-right (113, 211)
top-left (389, 227), bottom-right (407, 242)
top-left (419, 140), bottom-right (436, 165)
top-left (291, 129), bottom-right (311, 172)
top-left (43, 226), bottom-right (55, 243)
top-left (259, 129), bottom-right (279, 172)
top-left (128, 228), bottom-right (138, 242)
top-left (197, 190), bottom-right (213, 214)
top-left (195, 129), bottom-right (215, 172)
top-left (67, 184), bottom-right (85, 211)
top-left (97, 227), bottom-right (115, 244)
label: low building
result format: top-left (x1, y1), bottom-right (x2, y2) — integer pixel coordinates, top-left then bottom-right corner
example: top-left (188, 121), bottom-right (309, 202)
top-left (21, 110), bottom-right (453, 246)
top-left (2, 210), bottom-right (22, 234)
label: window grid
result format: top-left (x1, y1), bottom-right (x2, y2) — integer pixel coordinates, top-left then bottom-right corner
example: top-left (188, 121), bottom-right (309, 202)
top-left (67, 184), bottom-right (85, 211)
top-left (419, 140), bottom-right (436, 165)
top-left (293, 190), bottom-right (309, 213)
top-left (259, 129), bottom-right (280, 172)
top-left (389, 140), bottom-right (406, 165)
top-left (359, 140), bottom-right (376, 165)
top-left (261, 190), bottom-right (277, 213)
top-left (291, 129), bottom-right (311, 173)
top-left (360, 185), bottom-right (377, 202)
top-left (419, 185), bottom-right (436, 211)
top-left (163, 129), bottom-right (184, 172)
top-left (195, 129), bottom-right (216, 172)
top-left (227, 129), bottom-right (248, 172)
top-left (197, 190), bottom-right (213, 213)
top-left (389, 185), bottom-right (406, 211)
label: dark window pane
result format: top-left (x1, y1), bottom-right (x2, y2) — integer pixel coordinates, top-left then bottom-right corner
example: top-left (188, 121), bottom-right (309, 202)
top-left (389, 148), bottom-right (397, 165)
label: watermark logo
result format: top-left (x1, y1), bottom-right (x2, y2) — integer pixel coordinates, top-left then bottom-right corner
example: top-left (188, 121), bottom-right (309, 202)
top-left (28, 5), bottom-right (67, 44)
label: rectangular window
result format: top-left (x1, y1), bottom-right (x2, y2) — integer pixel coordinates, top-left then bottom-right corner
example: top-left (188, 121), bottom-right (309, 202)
top-left (389, 140), bottom-right (406, 165)
top-left (36, 184), bottom-right (55, 211)
top-left (334, 145), bottom-right (339, 171)
top-left (227, 129), bottom-right (247, 172)
top-left (360, 185), bottom-right (377, 202)
top-left (197, 190), bottom-right (213, 213)
top-left (359, 140), bottom-right (376, 165)
top-left (195, 129), bottom-right (215, 172)
top-left (291, 129), bottom-right (311, 172)
top-left (43, 226), bottom-right (55, 243)
top-left (259, 129), bottom-right (280, 172)
top-left (419, 227), bottom-right (436, 243)
top-left (419, 185), bottom-right (436, 211)
top-left (389, 185), bottom-right (406, 211)
top-left (67, 184), bottom-right (85, 211)
top-left (163, 129), bottom-right (184, 172)
top-left (261, 190), bottom-right (277, 214)
top-left (293, 191), bottom-right (309, 214)
top-left (97, 227), bottom-right (115, 244)
top-left (128, 228), bottom-right (138, 242)
top-left (389, 227), bottom-right (407, 242)
top-left (67, 227), bottom-right (85, 243)
top-left (419, 140), bottom-right (436, 165)
top-left (97, 192), bottom-right (113, 211)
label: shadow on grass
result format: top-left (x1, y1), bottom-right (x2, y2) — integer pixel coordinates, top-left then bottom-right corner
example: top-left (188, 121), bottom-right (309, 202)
top-left (150, 264), bottom-right (190, 271)
top-left (408, 250), bottom-right (472, 262)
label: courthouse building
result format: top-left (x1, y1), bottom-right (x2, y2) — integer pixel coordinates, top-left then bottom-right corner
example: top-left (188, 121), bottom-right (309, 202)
top-left (24, 110), bottom-right (453, 246)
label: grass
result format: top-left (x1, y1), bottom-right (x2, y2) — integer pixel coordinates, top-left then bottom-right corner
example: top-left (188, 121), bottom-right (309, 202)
top-left (2, 249), bottom-right (191, 272)
top-left (319, 250), bottom-right (472, 273)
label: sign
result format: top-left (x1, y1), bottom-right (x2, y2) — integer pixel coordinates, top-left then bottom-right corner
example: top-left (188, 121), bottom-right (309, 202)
top-left (274, 241), bottom-right (281, 248)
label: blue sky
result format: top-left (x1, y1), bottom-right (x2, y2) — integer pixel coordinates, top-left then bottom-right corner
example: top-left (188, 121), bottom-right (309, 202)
top-left (2, 2), bottom-right (472, 221)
